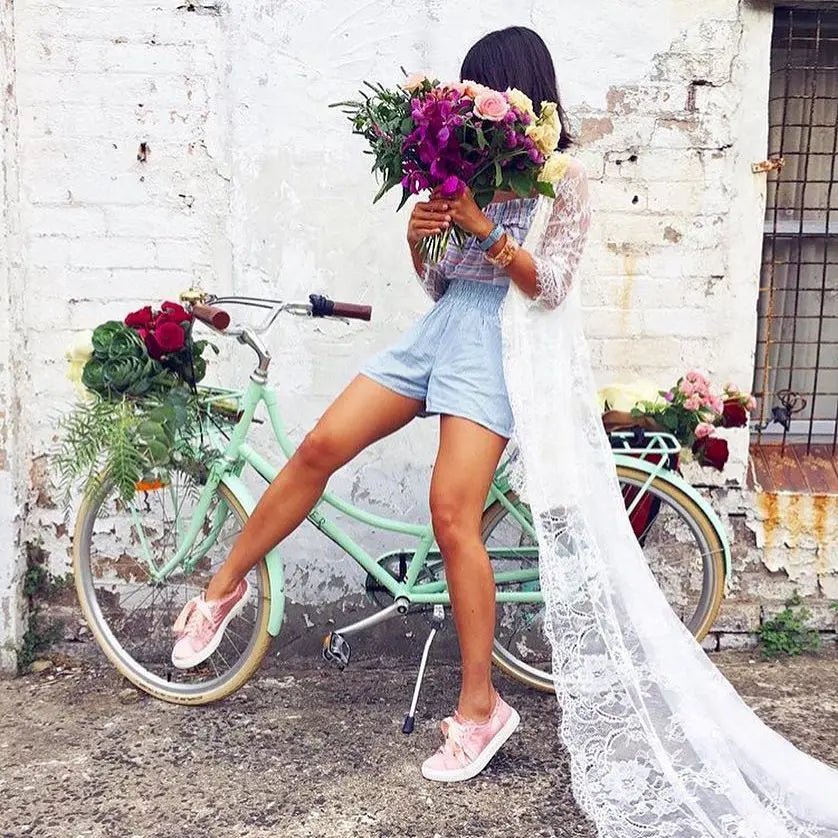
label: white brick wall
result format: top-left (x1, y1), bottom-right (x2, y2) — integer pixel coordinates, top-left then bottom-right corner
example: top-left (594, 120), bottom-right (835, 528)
top-left (1, 0), bottom-right (229, 666)
top-left (1, 0), bottom-right (834, 667)
top-left (0, 0), bottom-right (24, 671)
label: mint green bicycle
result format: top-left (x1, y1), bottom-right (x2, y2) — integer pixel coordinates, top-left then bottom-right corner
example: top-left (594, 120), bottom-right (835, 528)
top-left (72, 291), bottom-right (731, 709)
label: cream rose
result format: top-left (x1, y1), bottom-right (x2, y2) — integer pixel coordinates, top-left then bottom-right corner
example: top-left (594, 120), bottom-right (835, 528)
top-left (526, 101), bottom-right (561, 154)
top-left (402, 72), bottom-right (429, 93)
top-left (65, 330), bottom-right (93, 399)
top-left (539, 151), bottom-right (569, 183)
top-left (506, 87), bottom-right (535, 118)
top-left (598, 379), bottom-right (664, 413)
top-left (473, 89), bottom-right (510, 122)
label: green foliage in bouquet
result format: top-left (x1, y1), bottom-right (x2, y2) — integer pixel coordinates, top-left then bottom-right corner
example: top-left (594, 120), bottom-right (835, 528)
top-left (53, 301), bottom-right (227, 506)
top-left (81, 321), bottom-right (175, 397)
top-left (53, 386), bottom-right (219, 506)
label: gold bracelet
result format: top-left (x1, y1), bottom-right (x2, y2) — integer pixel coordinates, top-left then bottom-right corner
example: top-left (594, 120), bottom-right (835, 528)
top-left (485, 234), bottom-right (520, 269)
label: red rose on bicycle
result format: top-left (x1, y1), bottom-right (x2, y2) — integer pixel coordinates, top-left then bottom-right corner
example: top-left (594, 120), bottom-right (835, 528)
top-left (154, 320), bottom-right (187, 354)
top-left (691, 434), bottom-right (729, 470)
top-left (721, 398), bottom-right (748, 428)
top-left (125, 305), bottom-right (154, 330)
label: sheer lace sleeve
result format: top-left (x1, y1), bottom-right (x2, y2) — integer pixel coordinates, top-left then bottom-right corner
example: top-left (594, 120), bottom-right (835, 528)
top-left (416, 259), bottom-right (449, 302)
top-left (528, 158), bottom-right (591, 310)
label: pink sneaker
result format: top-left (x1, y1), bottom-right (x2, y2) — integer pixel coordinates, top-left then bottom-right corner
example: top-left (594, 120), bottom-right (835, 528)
top-left (421, 691), bottom-right (520, 782)
top-left (170, 578), bottom-right (250, 669)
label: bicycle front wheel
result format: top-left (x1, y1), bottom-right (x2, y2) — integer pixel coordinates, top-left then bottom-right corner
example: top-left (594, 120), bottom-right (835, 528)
top-left (484, 464), bottom-right (727, 692)
top-left (73, 468), bottom-right (272, 705)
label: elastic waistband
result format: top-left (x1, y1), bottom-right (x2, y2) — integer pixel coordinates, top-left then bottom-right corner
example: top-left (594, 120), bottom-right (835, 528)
top-left (439, 278), bottom-right (509, 312)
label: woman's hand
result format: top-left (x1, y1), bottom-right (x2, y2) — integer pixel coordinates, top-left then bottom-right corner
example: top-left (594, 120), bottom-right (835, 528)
top-left (434, 186), bottom-right (494, 240)
top-left (407, 199), bottom-right (451, 247)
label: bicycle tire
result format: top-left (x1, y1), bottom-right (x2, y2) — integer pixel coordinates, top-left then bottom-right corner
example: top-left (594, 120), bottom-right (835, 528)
top-left (74, 476), bottom-right (273, 705)
top-left (485, 464), bottom-right (727, 693)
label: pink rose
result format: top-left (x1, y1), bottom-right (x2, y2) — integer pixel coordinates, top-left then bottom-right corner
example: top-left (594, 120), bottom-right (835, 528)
top-left (679, 380), bottom-right (695, 397)
top-left (461, 79), bottom-right (488, 98)
top-left (746, 395), bottom-right (757, 412)
top-left (402, 72), bottom-right (429, 93)
top-left (474, 90), bottom-right (510, 122)
top-left (446, 81), bottom-right (468, 97)
top-left (695, 422), bottom-right (715, 439)
top-left (684, 394), bottom-right (702, 411)
top-left (686, 369), bottom-right (709, 387)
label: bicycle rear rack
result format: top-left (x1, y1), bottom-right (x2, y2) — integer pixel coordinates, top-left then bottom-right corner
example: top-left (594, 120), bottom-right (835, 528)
top-left (607, 428), bottom-right (682, 470)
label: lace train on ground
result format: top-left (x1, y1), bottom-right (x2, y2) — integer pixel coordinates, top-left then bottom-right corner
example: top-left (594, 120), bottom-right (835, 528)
top-left (500, 159), bottom-right (838, 838)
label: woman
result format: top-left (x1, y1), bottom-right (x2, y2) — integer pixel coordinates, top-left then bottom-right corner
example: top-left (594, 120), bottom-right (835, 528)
top-left (173, 23), bottom-right (838, 831)
top-left (170, 25), bottom-right (584, 784)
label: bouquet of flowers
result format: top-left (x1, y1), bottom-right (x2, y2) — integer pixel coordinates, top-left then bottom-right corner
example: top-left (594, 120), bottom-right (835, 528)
top-left (333, 71), bottom-right (566, 262)
top-left (600, 370), bottom-right (756, 470)
top-left (55, 300), bottom-right (223, 504)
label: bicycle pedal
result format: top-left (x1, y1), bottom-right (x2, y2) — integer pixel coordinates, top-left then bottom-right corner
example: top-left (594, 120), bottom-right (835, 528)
top-left (322, 631), bottom-right (351, 669)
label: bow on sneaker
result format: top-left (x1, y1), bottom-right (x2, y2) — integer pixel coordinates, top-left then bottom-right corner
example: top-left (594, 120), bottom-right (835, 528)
top-left (172, 597), bottom-right (214, 637)
top-left (420, 691), bottom-right (521, 783)
top-left (170, 578), bottom-right (251, 670)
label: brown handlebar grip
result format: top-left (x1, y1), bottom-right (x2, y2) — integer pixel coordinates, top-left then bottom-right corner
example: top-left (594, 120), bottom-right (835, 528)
top-left (330, 302), bottom-right (372, 321)
top-left (191, 303), bottom-right (231, 331)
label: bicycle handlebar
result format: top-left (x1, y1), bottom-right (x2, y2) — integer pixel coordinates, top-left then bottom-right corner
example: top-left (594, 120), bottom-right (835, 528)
top-left (191, 303), bottom-right (231, 331)
top-left (188, 294), bottom-right (373, 335)
top-left (309, 294), bottom-right (372, 321)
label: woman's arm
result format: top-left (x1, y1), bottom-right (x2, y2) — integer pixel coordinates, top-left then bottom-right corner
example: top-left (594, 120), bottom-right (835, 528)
top-left (445, 160), bottom-right (591, 310)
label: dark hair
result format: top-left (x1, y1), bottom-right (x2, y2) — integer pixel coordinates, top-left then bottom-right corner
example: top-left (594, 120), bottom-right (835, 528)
top-left (460, 26), bottom-right (573, 150)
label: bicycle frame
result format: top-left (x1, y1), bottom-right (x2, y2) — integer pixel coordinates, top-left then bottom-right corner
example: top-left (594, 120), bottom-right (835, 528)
top-left (150, 375), bottom-right (542, 637)
top-left (144, 301), bottom-right (730, 636)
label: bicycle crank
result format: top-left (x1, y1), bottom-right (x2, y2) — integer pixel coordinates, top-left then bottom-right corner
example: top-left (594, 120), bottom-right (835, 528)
top-left (322, 631), bottom-right (351, 670)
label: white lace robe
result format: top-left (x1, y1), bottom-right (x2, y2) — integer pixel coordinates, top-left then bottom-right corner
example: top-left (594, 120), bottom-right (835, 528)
top-left (425, 157), bottom-right (838, 838)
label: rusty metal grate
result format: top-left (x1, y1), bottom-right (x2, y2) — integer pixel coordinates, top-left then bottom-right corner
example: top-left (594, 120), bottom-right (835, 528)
top-left (753, 6), bottom-right (838, 456)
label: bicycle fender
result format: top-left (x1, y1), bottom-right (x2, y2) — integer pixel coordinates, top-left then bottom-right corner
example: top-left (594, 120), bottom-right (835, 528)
top-left (219, 473), bottom-right (286, 637)
top-left (612, 453), bottom-right (732, 582)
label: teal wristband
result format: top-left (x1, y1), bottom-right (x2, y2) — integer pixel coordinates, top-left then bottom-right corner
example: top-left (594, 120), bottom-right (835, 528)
top-left (477, 223), bottom-right (504, 251)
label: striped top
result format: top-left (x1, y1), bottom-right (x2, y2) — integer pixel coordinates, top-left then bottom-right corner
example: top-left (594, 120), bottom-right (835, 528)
top-left (441, 196), bottom-right (539, 287)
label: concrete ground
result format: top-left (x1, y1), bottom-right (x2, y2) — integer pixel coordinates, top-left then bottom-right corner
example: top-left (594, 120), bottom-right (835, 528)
top-left (1, 649), bottom-right (837, 838)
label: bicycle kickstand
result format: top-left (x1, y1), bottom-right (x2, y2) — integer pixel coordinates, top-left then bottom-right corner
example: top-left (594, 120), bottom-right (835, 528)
top-left (402, 604), bottom-right (445, 734)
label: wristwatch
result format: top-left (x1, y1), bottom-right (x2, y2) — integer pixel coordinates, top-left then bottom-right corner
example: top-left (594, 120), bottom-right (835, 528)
top-left (477, 223), bottom-right (505, 252)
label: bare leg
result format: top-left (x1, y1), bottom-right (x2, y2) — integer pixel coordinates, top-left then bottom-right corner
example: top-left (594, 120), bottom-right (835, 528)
top-left (205, 375), bottom-right (422, 601)
top-left (429, 415), bottom-right (508, 723)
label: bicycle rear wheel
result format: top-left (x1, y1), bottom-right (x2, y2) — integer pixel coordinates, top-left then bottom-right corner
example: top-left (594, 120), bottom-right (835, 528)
top-left (484, 464), bottom-right (727, 692)
top-left (73, 468), bottom-right (272, 704)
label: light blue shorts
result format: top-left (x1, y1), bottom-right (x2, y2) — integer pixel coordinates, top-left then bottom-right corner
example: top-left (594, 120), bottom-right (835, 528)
top-left (359, 278), bottom-right (514, 438)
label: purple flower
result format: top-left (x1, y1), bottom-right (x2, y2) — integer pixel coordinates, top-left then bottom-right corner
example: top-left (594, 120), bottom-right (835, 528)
top-left (402, 169), bottom-right (429, 194)
top-left (439, 175), bottom-right (465, 198)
